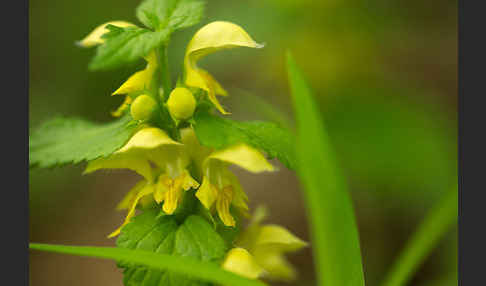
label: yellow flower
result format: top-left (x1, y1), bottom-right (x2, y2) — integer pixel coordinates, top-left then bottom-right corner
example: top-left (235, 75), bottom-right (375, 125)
top-left (110, 51), bottom-right (159, 117)
top-left (222, 248), bottom-right (264, 280)
top-left (77, 21), bottom-right (158, 117)
top-left (181, 128), bottom-right (274, 227)
top-left (230, 207), bottom-right (308, 281)
top-left (77, 21), bottom-right (136, 48)
top-left (84, 127), bottom-right (199, 237)
top-left (184, 21), bottom-right (263, 114)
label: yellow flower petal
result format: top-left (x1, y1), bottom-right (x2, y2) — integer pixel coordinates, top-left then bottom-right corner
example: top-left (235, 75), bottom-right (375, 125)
top-left (116, 180), bottom-right (147, 210)
top-left (112, 51), bottom-right (158, 95)
top-left (180, 127), bottom-right (212, 177)
top-left (117, 127), bottom-right (181, 153)
top-left (216, 186), bottom-right (235, 227)
top-left (111, 96), bottom-right (133, 117)
top-left (154, 177), bottom-right (169, 204)
top-left (252, 248), bottom-right (296, 281)
top-left (226, 171), bottom-right (249, 215)
top-left (195, 176), bottom-right (218, 209)
top-left (206, 144), bottom-right (274, 173)
top-left (78, 21), bottom-right (136, 48)
top-left (184, 21), bottom-right (263, 114)
top-left (108, 183), bottom-right (155, 238)
top-left (181, 170), bottom-right (200, 191)
top-left (255, 225), bottom-right (307, 252)
top-left (222, 248), bottom-right (264, 280)
top-left (162, 178), bottom-right (184, 215)
top-left (84, 154), bottom-right (154, 182)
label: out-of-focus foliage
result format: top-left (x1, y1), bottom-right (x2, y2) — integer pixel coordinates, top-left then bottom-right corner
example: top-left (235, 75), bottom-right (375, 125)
top-left (30, 0), bottom-right (457, 285)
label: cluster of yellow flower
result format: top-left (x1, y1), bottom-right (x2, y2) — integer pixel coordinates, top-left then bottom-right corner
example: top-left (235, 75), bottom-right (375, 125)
top-left (79, 21), bottom-right (306, 281)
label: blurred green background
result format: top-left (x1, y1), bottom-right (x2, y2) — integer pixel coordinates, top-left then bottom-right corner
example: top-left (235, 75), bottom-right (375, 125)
top-left (29, 0), bottom-right (457, 285)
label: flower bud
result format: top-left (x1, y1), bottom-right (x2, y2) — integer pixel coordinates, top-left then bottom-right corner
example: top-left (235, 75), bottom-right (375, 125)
top-left (130, 94), bottom-right (157, 121)
top-left (167, 87), bottom-right (196, 120)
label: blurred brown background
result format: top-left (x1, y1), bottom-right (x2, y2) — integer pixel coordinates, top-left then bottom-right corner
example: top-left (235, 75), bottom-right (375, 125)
top-left (29, 0), bottom-right (457, 285)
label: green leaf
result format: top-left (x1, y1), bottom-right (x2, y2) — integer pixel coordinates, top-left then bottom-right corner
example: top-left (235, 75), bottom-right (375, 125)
top-left (89, 26), bottom-right (170, 70)
top-left (286, 52), bottom-right (365, 286)
top-left (136, 0), bottom-right (205, 31)
top-left (193, 111), bottom-right (296, 169)
top-left (116, 210), bottom-right (227, 286)
top-left (30, 242), bottom-right (267, 286)
top-left (29, 116), bottom-right (136, 168)
top-left (380, 187), bottom-right (457, 286)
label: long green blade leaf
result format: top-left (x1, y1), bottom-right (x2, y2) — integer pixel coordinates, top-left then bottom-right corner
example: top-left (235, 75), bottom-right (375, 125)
top-left (380, 188), bottom-right (457, 286)
top-left (286, 52), bottom-right (365, 286)
top-left (30, 243), bottom-right (266, 286)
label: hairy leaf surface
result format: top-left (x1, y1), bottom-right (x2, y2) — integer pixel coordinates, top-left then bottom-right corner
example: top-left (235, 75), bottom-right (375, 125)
top-left (116, 210), bottom-right (227, 286)
top-left (29, 116), bottom-right (136, 168)
top-left (193, 111), bottom-right (296, 169)
top-left (89, 26), bottom-right (170, 70)
top-left (136, 0), bottom-right (205, 31)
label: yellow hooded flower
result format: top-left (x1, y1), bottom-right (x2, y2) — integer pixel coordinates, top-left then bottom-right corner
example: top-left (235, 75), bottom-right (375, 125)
top-left (110, 51), bottom-right (159, 117)
top-left (77, 21), bottom-right (158, 117)
top-left (231, 207), bottom-right (308, 281)
top-left (84, 127), bottom-right (199, 237)
top-left (184, 21), bottom-right (263, 114)
top-left (181, 128), bottom-right (274, 227)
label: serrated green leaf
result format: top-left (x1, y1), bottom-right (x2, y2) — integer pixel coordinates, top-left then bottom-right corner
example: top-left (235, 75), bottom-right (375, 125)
top-left (29, 243), bottom-right (267, 286)
top-left (117, 210), bottom-right (227, 286)
top-left (29, 116), bottom-right (136, 168)
top-left (286, 52), bottom-right (365, 286)
top-left (89, 27), bottom-right (170, 70)
top-left (136, 0), bottom-right (205, 31)
top-left (193, 111), bottom-right (296, 169)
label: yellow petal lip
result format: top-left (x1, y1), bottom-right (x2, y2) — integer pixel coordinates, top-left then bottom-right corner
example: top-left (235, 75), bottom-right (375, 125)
top-left (255, 225), bottom-right (308, 252)
top-left (108, 183), bottom-right (155, 238)
top-left (117, 127), bottom-right (181, 153)
top-left (222, 248), bottom-right (265, 280)
top-left (195, 176), bottom-right (218, 209)
top-left (116, 180), bottom-right (147, 210)
top-left (111, 96), bottom-right (133, 117)
top-left (112, 51), bottom-right (158, 96)
top-left (77, 21), bottom-right (136, 48)
top-left (207, 144), bottom-right (275, 173)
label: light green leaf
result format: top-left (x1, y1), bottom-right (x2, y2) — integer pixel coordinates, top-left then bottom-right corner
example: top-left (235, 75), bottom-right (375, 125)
top-left (116, 210), bottom-right (227, 286)
top-left (286, 52), bottom-right (365, 286)
top-left (136, 0), bottom-right (205, 31)
top-left (30, 242), bottom-right (267, 286)
top-left (381, 188), bottom-right (457, 286)
top-left (89, 26), bottom-right (170, 70)
top-left (193, 111), bottom-right (296, 169)
top-left (29, 116), bottom-right (136, 168)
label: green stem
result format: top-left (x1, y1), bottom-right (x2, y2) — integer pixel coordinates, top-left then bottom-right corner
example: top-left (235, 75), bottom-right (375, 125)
top-left (158, 45), bottom-right (172, 100)
top-left (380, 187), bottom-right (458, 286)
